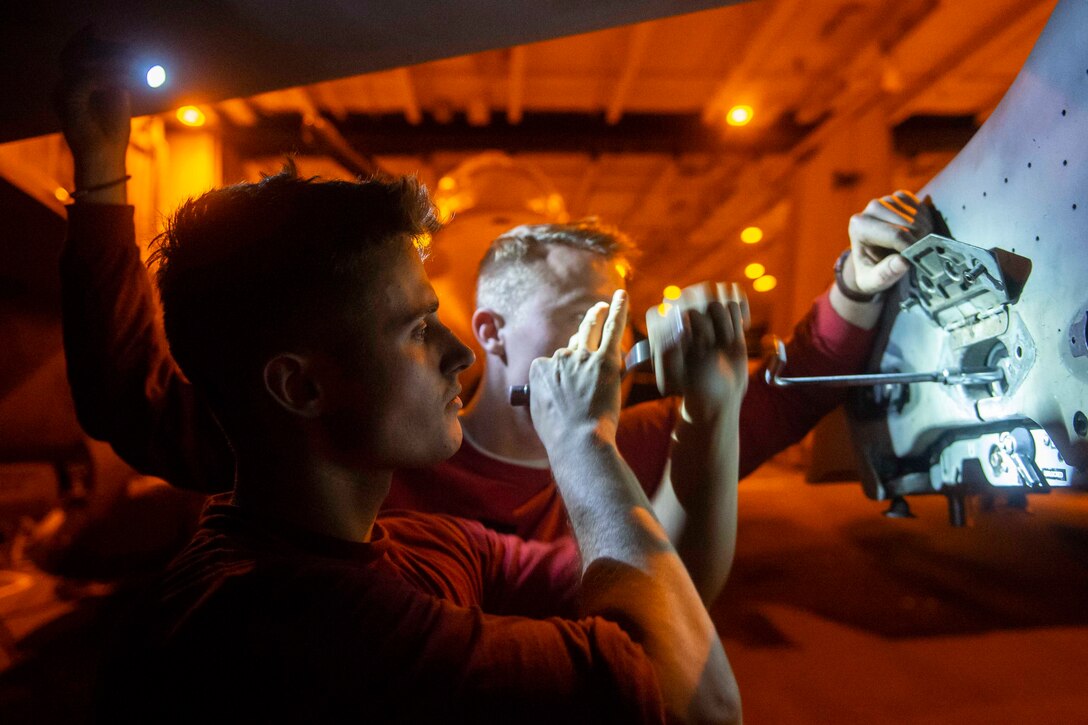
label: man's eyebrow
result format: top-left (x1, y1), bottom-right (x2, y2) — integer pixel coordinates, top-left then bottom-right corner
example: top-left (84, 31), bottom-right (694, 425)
top-left (393, 299), bottom-right (439, 326)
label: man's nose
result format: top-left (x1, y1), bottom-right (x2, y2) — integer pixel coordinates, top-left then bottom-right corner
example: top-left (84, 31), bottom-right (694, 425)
top-left (440, 324), bottom-right (476, 375)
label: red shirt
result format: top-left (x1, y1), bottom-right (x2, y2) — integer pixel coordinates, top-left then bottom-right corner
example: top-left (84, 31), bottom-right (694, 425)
top-left (386, 399), bottom-right (677, 541)
top-left (110, 495), bottom-right (664, 723)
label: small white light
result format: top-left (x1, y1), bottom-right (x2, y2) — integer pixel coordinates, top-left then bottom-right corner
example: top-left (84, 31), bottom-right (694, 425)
top-left (146, 65), bottom-right (167, 89)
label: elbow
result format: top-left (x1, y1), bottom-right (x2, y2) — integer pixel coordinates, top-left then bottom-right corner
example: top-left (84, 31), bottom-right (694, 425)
top-left (684, 688), bottom-right (742, 725)
top-left (675, 640), bottom-right (742, 725)
top-left (715, 692), bottom-right (743, 725)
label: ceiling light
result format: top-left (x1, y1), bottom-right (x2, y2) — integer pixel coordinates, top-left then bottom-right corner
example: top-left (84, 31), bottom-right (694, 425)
top-left (744, 263), bottom-right (765, 280)
top-left (176, 106), bottom-right (206, 127)
top-left (753, 274), bottom-right (777, 292)
top-left (726, 105), bottom-right (753, 127)
top-left (740, 226), bottom-right (763, 244)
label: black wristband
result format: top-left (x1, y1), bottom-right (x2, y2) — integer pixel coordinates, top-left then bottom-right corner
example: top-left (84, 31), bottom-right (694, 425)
top-left (834, 249), bottom-right (879, 303)
top-left (70, 175), bottom-right (131, 200)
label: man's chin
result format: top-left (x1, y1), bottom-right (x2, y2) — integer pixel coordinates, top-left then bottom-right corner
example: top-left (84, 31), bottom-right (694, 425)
top-left (420, 424), bottom-right (464, 466)
top-left (444, 421), bottom-right (464, 458)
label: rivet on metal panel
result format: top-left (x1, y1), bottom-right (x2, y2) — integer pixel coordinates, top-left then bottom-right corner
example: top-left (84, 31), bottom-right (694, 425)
top-left (1074, 412), bottom-right (1087, 438)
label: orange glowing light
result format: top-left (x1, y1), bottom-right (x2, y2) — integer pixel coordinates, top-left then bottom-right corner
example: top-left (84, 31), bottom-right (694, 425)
top-left (435, 200), bottom-right (455, 224)
top-left (614, 262), bottom-right (629, 280)
top-left (753, 274), bottom-right (777, 292)
top-left (726, 105), bottom-right (754, 127)
top-left (176, 106), bottom-right (206, 127)
top-left (744, 263), bottom-right (765, 280)
top-left (740, 226), bottom-right (763, 244)
top-left (54, 187), bottom-right (71, 202)
top-left (657, 302), bottom-right (672, 317)
top-left (663, 285), bottom-right (682, 300)
top-left (546, 193), bottom-right (564, 215)
top-left (438, 176), bottom-right (456, 191)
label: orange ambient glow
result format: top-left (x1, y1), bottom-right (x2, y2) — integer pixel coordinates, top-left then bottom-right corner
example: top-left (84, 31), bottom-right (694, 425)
top-left (663, 285), bottom-right (682, 300)
top-left (744, 263), bottom-right (765, 280)
top-left (753, 274), bottom-right (777, 292)
top-left (740, 226), bottom-right (763, 244)
top-left (726, 105), bottom-right (754, 126)
top-left (438, 176), bottom-right (456, 191)
top-left (54, 187), bottom-right (70, 202)
top-left (176, 106), bottom-right (206, 127)
top-left (435, 199), bottom-right (456, 223)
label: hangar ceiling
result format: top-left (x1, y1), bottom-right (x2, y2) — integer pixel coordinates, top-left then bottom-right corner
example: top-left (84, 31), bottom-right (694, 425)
top-left (0, 0), bottom-right (1058, 309)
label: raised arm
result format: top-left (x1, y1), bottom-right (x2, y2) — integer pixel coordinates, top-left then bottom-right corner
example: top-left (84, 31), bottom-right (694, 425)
top-left (649, 283), bottom-right (749, 604)
top-left (58, 41), bottom-right (233, 492)
top-left (530, 291), bottom-right (741, 725)
top-left (734, 190), bottom-right (936, 474)
top-left (833, 190), bottom-right (934, 329)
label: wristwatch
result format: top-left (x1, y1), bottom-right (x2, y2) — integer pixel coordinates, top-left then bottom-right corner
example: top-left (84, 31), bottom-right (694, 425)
top-left (834, 249), bottom-right (879, 303)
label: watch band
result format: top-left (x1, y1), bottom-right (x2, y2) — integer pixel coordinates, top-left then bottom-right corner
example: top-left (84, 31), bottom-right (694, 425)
top-left (834, 249), bottom-right (879, 303)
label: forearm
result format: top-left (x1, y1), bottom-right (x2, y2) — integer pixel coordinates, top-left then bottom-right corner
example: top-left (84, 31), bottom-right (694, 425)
top-left (73, 142), bottom-right (128, 205)
top-left (551, 430), bottom-right (740, 724)
top-left (658, 401), bottom-right (740, 603)
top-left (61, 204), bottom-right (233, 490)
top-left (61, 204), bottom-right (154, 435)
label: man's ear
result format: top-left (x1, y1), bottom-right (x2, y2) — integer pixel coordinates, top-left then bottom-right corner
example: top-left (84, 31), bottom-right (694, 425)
top-left (263, 353), bottom-right (324, 418)
top-left (472, 308), bottom-right (506, 362)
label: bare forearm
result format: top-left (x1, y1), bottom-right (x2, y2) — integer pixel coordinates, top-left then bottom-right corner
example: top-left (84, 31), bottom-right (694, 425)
top-left (664, 402), bottom-right (740, 603)
top-left (72, 150), bottom-right (128, 205)
top-left (552, 430), bottom-right (662, 564)
top-left (551, 431), bottom-right (741, 724)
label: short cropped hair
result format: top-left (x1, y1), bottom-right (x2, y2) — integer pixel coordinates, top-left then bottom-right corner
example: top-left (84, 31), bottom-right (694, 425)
top-left (149, 166), bottom-right (438, 429)
top-left (475, 219), bottom-right (636, 317)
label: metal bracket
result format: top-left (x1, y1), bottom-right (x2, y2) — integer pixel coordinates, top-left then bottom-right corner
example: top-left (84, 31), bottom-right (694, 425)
top-left (901, 234), bottom-right (1013, 330)
top-left (931, 426), bottom-right (1078, 490)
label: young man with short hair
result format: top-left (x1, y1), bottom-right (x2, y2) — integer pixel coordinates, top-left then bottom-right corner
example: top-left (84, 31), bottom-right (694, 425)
top-left (98, 165), bottom-right (744, 722)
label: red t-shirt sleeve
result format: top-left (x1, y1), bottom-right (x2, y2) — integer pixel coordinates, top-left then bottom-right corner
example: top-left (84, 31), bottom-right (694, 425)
top-left (61, 204), bottom-right (233, 493)
top-left (382, 592), bottom-right (666, 721)
top-left (472, 523), bottom-right (583, 618)
top-left (328, 516), bottom-right (665, 721)
top-left (738, 290), bottom-right (876, 476)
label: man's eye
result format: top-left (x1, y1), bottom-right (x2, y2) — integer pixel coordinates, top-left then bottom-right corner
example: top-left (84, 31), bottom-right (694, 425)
top-left (412, 322), bottom-right (428, 341)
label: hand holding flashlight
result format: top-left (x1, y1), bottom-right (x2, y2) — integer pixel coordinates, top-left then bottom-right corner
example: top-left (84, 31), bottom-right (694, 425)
top-left (527, 291), bottom-right (629, 449)
top-left (510, 281), bottom-right (749, 406)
